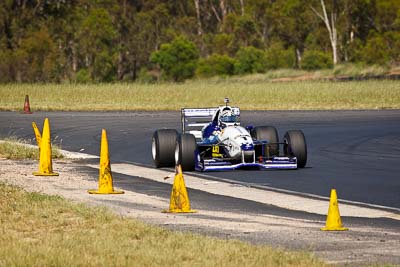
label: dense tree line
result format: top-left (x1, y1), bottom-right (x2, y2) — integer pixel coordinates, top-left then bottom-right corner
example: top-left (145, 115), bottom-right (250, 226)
top-left (0, 0), bottom-right (399, 82)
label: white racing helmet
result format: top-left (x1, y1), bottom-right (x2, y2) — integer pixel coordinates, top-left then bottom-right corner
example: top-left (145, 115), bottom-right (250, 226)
top-left (218, 107), bottom-right (239, 127)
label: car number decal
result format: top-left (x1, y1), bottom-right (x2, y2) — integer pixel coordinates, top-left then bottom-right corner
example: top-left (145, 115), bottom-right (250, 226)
top-left (212, 145), bottom-right (223, 157)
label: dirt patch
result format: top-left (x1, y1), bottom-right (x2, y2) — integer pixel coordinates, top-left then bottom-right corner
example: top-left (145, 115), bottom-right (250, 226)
top-left (271, 73), bottom-right (400, 82)
top-left (1, 158), bottom-right (399, 266)
top-left (271, 74), bottom-right (319, 82)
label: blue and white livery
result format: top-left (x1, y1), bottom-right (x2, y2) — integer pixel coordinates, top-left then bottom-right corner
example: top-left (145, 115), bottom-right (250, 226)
top-left (152, 99), bottom-right (307, 171)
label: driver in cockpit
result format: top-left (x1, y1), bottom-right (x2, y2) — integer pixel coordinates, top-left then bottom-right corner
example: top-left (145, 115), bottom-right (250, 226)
top-left (202, 106), bottom-right (239, 143)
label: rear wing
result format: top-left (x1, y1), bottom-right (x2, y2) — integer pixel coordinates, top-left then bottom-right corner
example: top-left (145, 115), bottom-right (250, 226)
top-left (181, 107), bottom-right (240, 140)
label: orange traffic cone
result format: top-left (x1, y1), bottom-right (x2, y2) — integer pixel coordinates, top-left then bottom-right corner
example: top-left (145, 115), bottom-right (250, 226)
top-left (321, 189), bottom-right (348, 231)
top-left (33, 118), bottom-right (58, 176)
top-left (163, 165), bottom-right (197, 213)
top-left (23, 95), bottom-right (32, 114)
top-left (88, 129), bottom-right (124, 194)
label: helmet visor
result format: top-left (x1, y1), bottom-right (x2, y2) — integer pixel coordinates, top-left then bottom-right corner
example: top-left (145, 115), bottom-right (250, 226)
top-left (220, 115), bottom-right (238, 123)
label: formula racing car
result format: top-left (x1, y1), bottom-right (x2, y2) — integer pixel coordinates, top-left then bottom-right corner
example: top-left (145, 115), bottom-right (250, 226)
top-left (152, 99), bottom-right (307, 171)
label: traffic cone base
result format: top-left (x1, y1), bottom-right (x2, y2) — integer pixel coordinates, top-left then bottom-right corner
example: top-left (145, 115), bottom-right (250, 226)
top-left (88, 189), bottom-right (124, 194)
top-left (162, 209), bottom-right (197, 213)
top-left (163, 165), bottom-right (197, 213)
top-left (88, 129), bottom-right (124, 195)
top-left (321, 226), bottom-right (348, 231)
top-left (321, 189), bottom-right (348, 231)
top-left (33, 118), bottom-right (58, 176)
top-left (33, 172), bottom-right (59, 176)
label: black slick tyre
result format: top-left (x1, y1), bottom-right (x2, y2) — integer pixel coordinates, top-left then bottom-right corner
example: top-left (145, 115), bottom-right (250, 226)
top-left (152, 129), bottom-right (178, 168)
top-left (251, 126), bottom-right (279, 156)
top-left (283, 130), bottom-right (307, 168)
top-left (175, 133), bottom-right (197, 171)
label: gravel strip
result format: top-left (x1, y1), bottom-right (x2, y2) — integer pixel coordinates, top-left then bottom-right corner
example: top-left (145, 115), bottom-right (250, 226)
top-left (0, 158), bottom-right (399, 266)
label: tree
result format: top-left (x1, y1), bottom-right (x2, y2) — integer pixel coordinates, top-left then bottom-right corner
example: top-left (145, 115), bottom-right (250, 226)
top-left (247, 0), bottom-right (275, 46)
top-left (210, 0), bottom-right (228, 31)
top-left (126, 4), bottom-right (171, 80)
top-left (234, 15), bottom-right (259, 47)
top-left (193, 0), bottom-right (203, 37)
top-left (272, 0), bottom-right (315, 68)
top-left (150, 36), bottom-right (199, 82)
top-left (311, 0), bottom-right (339, 65)
top-left (375, 0), bottom-right (400, 32)
top-left (77, 8), bottom-right (118, 82)
top-left (0, 0), bottom-right (397, 83)
top-left (203, 33), bottom-right (236, 56)
top-left (17, 28), bottom-right (57, 82)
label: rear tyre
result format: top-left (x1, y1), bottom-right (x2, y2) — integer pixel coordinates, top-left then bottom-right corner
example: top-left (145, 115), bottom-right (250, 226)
top-left (175, 134), bottom-right (197, 171)
top-left (152, 129), bottom-right (178, 168)
top-left (251, 126), bottom-right (279, 156)
top-left (283, 130), bottom-right (307, 168)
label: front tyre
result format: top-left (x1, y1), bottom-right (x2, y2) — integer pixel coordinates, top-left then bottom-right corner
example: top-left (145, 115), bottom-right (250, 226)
top-left (251, 126), bottom-right (279, 156)
top-left (152, 129), bottom-right (178, 168)
top-left (283, 130), bottom-right (307, 168)
top-left (175, 134), bottom-right (197, 171)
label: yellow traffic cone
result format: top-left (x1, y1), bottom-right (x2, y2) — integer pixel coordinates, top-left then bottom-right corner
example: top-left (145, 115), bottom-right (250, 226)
top-left (321, 189), bottom-right (348, 231)
top-left (163, 165), bottom-right (197, 213)
top-left (88, 129), bottom-right (124, 194)
top-left (33, 118), bottom-right (59, 176)
top-left (32, 122), bottom-right (42, 149)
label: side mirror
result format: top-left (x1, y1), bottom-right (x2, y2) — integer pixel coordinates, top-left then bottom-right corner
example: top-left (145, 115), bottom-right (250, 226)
top-left (224, 97), bottom-right (230, 105)
top-left (246, 125), bottom-right (254, 132)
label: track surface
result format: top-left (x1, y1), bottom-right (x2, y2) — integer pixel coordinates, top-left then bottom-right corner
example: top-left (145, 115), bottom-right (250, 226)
top-left (1, 110), bottom-right (399, 210)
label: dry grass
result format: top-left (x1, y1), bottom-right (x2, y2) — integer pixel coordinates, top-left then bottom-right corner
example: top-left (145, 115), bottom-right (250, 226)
top-left (0, 79), bottom-right (399, 111)
top-left (207, 64), bottom-right (390, 82)
top-left (331, 63), bottom-right (389, 77)
top-left (0, 182), bottom-right (325, 267)
top-left (0, 138), bottom-right (63, 160)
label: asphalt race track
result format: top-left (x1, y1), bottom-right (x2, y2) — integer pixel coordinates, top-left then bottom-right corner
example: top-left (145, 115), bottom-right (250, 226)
top-left (0, 110), bottom-right (399, 211)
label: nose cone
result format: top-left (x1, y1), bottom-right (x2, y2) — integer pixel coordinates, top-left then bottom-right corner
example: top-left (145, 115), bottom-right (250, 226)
top-left (241, 143), bottom-right (254, 151)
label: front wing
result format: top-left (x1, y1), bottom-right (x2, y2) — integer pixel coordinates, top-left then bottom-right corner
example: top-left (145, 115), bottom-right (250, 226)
top-left (195, 154), bottom-right (297, 171)
top-left (194, 138), bottom-right (298, 172)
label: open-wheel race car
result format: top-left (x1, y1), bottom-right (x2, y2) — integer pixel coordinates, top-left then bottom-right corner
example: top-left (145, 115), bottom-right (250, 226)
top-left (152, 99), bottom-right (307, 171)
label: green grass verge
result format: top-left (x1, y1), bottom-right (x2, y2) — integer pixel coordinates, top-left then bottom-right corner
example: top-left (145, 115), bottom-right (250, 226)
top-left (0, 182), bottom-right (325, 266)
top-left (0, 138), bottom-right (63, 159)
top-left (0, 79), bottom-right (399, 111)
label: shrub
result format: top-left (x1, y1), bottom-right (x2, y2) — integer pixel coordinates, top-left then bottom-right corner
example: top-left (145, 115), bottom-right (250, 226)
top-left (136, 68), bottom-right (158, 83)
top-left (385, 31), bottom-right (400, 64)
top-left (346, 39), bottom-right (364, 63)
top-left (361, 34), bottom-right (390, 65)
top-left (92, 51), bottom-right (116, 82)
top-left (234, 46), bottom-right (266, 74)
top-left (75, 69), bottom-right (91, 83)
top-left (265, 43), bottom-right (295, 69)
top-left (301, 50), bottom-right (333, 70)
top-left (150, 36), bottom-right (199, 82)
top-left (0, 51), bottom-right (13, 83)
top-left (196, 54), bottom-right (236, 77)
